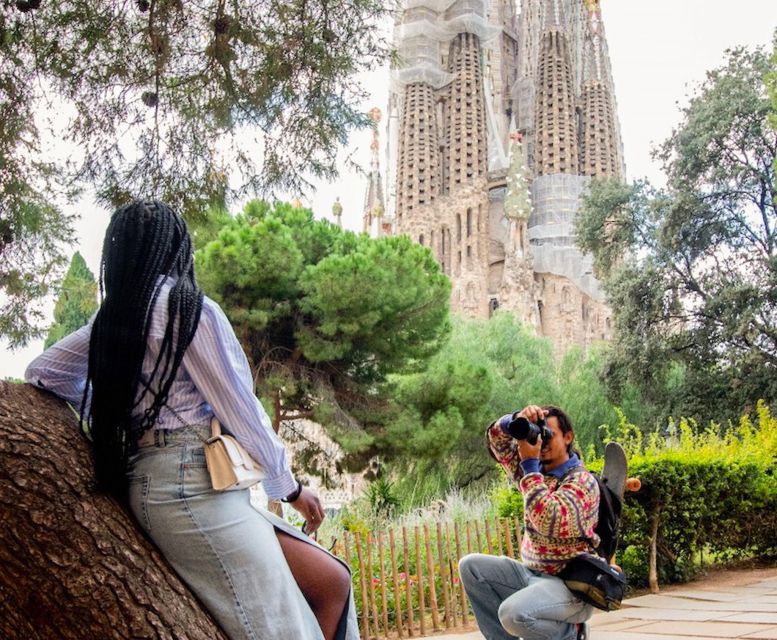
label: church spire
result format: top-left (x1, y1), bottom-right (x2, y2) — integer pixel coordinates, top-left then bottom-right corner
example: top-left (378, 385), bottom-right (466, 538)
top-left (533, 7), bottom-right (578, 176)
top-left (579, 0), bottom-right (621, 177)
top-left (331, 197), bottom-right (343, 227)
top-left (362, 107), bottom-right (387, 235)
top-left (504, 131), bottom-right (532, 224)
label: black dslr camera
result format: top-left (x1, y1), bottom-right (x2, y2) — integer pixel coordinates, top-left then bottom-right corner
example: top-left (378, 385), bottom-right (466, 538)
top-left (506, 416), bottom-right (552, 449)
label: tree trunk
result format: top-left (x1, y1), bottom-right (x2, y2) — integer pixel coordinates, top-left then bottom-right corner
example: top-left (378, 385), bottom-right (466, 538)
top-left (0, 382), bottom-right (228, 640)
top-left (648, 506), bottom-right (661, 594)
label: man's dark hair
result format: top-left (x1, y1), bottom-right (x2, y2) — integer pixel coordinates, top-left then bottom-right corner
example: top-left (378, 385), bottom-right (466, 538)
top-left (80, 200), bottom-right (203, 496)
top-left (543, 405), bottom-right (581, 458)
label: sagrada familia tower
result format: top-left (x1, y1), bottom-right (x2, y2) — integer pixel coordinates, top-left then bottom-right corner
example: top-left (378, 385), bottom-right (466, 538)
top-left (361, 0), bottom-right (623, 351)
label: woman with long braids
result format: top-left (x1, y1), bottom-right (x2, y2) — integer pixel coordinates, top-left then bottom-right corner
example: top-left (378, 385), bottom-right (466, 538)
top-left (26, 200), bottom-right (356, 640)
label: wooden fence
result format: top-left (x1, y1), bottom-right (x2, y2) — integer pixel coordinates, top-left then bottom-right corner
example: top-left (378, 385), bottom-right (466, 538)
top-left (328, 517), bottom-right (523, 639)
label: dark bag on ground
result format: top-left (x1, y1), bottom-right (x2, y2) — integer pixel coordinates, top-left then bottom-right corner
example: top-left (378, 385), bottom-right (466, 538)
top-left (559, 552), bottom-right (626, 611)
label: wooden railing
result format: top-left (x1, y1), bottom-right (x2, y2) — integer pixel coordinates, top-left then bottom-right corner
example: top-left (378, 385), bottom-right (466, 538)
top-left (327, 517), bottom-right (523, 639)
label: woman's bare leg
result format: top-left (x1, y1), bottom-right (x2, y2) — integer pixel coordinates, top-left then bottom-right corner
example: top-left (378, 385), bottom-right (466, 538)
top-left (276, 530), bottom-right (352, 640)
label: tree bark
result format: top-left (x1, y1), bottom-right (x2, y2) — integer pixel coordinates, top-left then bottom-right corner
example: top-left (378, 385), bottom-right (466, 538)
top-left (0, 382), bottom-right (228, 640)
top-left (648, 506), bottom-right (661, 594)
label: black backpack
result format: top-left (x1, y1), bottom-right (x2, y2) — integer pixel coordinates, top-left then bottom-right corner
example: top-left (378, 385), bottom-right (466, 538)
top-left (592, 475), bottom-right (623, 562)
top-left (562, 467), bottom-right (623, 562)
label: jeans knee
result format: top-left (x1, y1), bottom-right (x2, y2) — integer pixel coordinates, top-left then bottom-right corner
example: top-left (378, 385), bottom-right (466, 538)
top-left (458, 554), bottom-right (474, 582)
top-left (458, 553), bottom-right (484, 587)
top-left (497, 600), bottom-right (530, 636)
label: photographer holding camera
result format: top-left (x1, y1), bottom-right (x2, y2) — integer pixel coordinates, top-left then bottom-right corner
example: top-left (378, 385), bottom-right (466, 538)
top-left (459, 405), bottom-right (599, 640)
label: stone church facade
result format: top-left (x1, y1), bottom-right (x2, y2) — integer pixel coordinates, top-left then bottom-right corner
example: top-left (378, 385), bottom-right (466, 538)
top-left (362, 0), bottom-right (624, 351)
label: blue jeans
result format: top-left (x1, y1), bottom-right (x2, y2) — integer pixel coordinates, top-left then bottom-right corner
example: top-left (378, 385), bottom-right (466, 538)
top-left (459, 553), bottom-right (592, 640)
top-left (127, 425), bottom-right (358, 640)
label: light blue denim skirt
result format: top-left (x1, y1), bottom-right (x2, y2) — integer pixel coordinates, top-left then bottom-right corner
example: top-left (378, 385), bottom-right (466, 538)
top-left (127, 425), bottom-right (358, 640)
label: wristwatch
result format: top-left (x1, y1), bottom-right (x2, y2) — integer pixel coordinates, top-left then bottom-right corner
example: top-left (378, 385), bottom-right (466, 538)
top-left (280, 480), bottom-right (303, 503)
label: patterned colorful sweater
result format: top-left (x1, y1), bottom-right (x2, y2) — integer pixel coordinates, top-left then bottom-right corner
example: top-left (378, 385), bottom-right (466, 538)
top-left (487, 421), bottom-right (600, 575)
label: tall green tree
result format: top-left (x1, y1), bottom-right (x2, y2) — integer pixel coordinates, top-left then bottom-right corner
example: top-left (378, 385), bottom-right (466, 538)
top-left (0, 201), bottom-right (74, 348)
top-left (383, 313), bottom-right (630, 504)
top-left (195, 200), bottom-right (451, 456)
top-left (1, 0), bottom-right (389, 345)
top-left (44, 252), bottom-right (98, 349)
top-left (577, 46), bottom-right (777, 424)
top-left (767, 30), bottom-right (777, 183)
top-left (1, 0), bottom-right (389, 213)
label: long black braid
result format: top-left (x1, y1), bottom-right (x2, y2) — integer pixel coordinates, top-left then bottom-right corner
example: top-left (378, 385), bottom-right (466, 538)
top-left (81, 201), bottom-right (203, 497)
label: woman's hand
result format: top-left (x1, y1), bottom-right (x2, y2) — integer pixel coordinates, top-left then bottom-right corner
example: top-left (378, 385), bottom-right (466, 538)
top-left (288, 486), bottom-right (326, 534)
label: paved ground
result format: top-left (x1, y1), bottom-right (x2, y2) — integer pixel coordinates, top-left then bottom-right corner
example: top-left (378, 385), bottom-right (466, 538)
top-left (425, 566), bottom-right (777, 640)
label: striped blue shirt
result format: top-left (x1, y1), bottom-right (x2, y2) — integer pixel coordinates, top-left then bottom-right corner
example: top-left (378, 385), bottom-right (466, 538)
top-left (25, 277), bottom-right (297, 499)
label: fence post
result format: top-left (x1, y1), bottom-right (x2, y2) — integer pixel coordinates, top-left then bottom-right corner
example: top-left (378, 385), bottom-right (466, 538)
top-left (377, 532), bottom-right (390, 638)
top-left (436, 522), bottom-right (453, 629)
top-left (354, 532), bottom-right (370, 640)
top-left (502, 518), bottom-right (514, 558)
top-left (414, 526), bottom-right (427, 636)
top-left (402, 526), bottom-right (415, 636)
top-left (483, 519), bottom-right (494, 555)
top-left (389, 528), bottom-right (404, 638)
top-left (423, 524), bottom-right (441, 630)
top-left (454, 521), bottom-right (469, 627)
top-left (444, 522), bottom-right (459, 628)
top-left (366, 533), bottom-right (380, 637)
top-left (494, 516), bottom-right (503, 555)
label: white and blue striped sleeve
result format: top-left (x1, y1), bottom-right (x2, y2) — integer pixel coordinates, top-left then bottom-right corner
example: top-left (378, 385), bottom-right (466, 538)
top-left (183, 298), bottom-right (297, 500)
top-left (24, 322), bottom-right (91, 411)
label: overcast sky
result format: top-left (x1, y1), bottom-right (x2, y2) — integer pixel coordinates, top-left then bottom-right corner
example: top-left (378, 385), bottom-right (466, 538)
top-left (2, 0), bottom-right (775, 379)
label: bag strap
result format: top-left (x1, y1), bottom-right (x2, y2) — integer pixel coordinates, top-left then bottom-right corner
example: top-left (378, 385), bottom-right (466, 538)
top-left (210, 416), bottom-right (222, 439)
top-left (161, 400), bottom-right (216, 444)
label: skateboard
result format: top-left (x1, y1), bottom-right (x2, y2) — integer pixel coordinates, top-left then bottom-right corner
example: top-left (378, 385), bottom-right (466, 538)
top-left (600, 442), bottom-right (641, 566)
top-left (601, 441), bottom-right (628, 503)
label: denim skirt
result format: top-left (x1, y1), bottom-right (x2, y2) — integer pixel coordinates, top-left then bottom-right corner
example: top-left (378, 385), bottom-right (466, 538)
top-left (127, 425), bottom-right (358, 640)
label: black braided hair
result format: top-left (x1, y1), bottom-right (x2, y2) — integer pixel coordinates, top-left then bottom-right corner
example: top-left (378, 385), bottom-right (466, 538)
top-left (81, 201), bottom-right (203, 497)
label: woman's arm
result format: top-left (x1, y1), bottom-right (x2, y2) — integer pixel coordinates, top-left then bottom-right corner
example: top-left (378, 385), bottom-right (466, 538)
top-left (25, 322), bottom-right (91, 410)
top-left (182, 299), bottom-right (297, 501)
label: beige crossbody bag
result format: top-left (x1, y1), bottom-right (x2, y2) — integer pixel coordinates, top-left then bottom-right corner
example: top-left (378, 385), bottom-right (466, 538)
top-left (203, 416), bottom-right (264, 491)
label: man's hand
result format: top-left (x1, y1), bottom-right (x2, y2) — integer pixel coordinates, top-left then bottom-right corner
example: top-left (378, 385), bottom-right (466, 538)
top-left (288, 486), bottom-right (326, 534)
top-left (517, 436), bottom-right (542, 461)
top-left (517, 405), bottom-right (548, 424)
top-left (516, 405), bottom-right (548, 461)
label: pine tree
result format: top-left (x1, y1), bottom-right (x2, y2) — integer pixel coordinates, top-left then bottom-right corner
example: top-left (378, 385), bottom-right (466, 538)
top-left (1, 0), bottom-right (389, 346)
top-left (44, 252), bottom-right (97, 349)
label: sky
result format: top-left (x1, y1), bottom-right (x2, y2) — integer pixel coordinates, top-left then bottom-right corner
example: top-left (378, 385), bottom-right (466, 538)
top-left (2, 0), bottom-right (776, 379)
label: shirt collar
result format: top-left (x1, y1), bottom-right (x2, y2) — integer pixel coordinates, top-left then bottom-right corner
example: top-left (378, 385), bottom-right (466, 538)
top-left (545, 453), bottom-right (581, 478)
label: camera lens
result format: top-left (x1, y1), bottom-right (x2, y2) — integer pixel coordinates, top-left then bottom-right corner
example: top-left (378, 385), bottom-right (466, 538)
top-left (506, 416), bottom-right (531, 440)
top-left (506, 417), bottom-right (544, 445)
